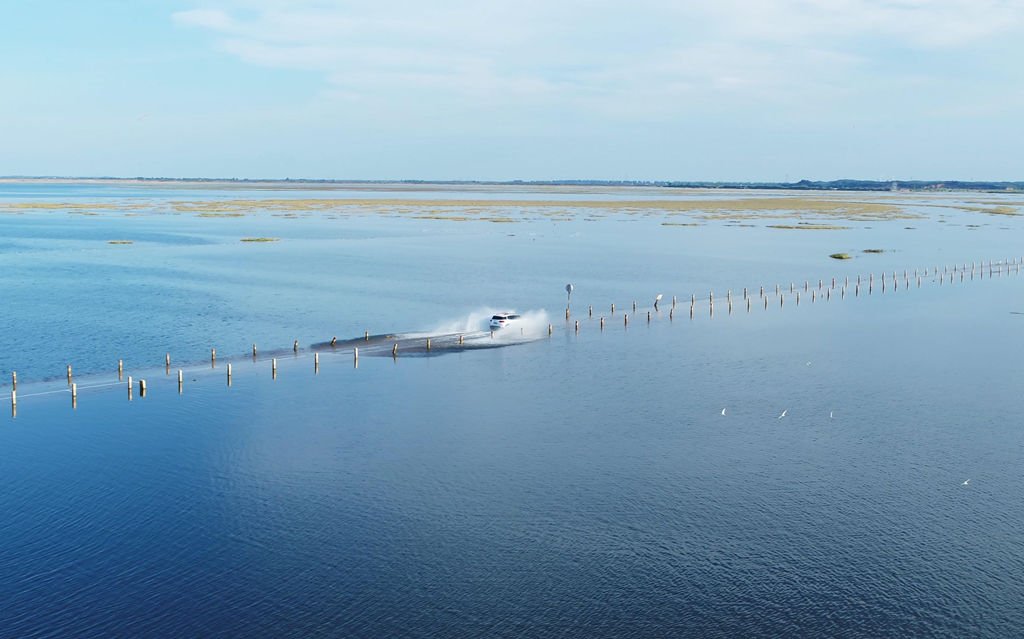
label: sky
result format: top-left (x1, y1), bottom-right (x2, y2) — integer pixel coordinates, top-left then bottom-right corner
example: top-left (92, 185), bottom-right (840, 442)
top-left (1, 0), bottom-right (1022, 181)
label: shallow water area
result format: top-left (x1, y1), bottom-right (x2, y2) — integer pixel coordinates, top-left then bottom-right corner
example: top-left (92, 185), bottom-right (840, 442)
top-left (1, 182), bottom-right (1024, 637)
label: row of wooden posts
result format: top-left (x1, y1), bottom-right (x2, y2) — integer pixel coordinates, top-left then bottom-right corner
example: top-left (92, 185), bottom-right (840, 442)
top-left (7, 256), bottom-right (1023, 414)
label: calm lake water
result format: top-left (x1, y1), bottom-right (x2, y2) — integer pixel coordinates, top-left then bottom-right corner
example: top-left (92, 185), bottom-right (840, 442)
top-left (1, 181), bottom-right (1023, 637)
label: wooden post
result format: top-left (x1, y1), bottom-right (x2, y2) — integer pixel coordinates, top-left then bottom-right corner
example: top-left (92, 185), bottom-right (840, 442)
top-left (575, 320), bottom-right (580, 332)
top-left (293, 340), bottom-right (299, 352)
top-left (11, 371), bottom-right (15, 391)
top-left (426, 338), bottom-right (431, 351)
top-left (624, 313), bottom-right (629, 326)
top-left (272, 358), bottom-right (277, 375)
top-left (565, 307), bottom-right (570, 320)
top-left (315, 352), bottom-right (320, 370)
top-left (67, 364), bottom-right (72, 384)
top-left (211, 348), bottom-right (216, 364)
top-left (139, 379), bottom-right (146, 397)
top-left (796, 292), bottom-right (800, 305)
top-left (611, 303), bottom-right (615, 315)
top-left (392, 343), bottom-right (398, 357)
top-left (746, 298), bottom-right (751, 312)
top-left (165, 353), bottom-right (170, 367)
top-left (71, 383), bottom-right (77, 399)
top-left (589, 305), bottom-right (593, 317)
top-left (365, 331), bottom-right (370, 341)
top-left (178, 369), bottom-right (183, 393)
top-left (227, 363), bottom-right (232, 383)
top-left (127, 376), bottom-right (133, 398)
top-left (548, 324), bottom-right (553, 335)
top-left (672, 295), bottom-right (677, 308)
top-left (353, 348), bottom-right (359, 364)
top-left (647, 311), bottom-right (651, 323)
top-left (253, 343), bottom-right (258, 357)
top-left (632, 300), bottom-right (637, 312)
top-left (600, 316), bottom-right (605, 329)
top-left (670, 307), bottom-right (675, 320)
top-left (11, 389), bottom-right (16, 406)
top-left (458, 335), bottom-right (464, 345)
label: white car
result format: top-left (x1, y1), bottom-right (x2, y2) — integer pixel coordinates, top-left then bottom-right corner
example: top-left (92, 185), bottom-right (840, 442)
top-left (489, 313), bottom-right (521, 330)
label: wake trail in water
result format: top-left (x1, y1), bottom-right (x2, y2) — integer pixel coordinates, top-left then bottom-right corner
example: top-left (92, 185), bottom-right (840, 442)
top-left (312, 307), bottom-right (551, 356)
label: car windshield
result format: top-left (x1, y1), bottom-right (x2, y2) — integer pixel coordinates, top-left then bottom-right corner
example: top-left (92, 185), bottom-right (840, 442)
top-left (491, 315), bottom-right (507, 320)
top-left (509, 315), bottom-right (521, 319)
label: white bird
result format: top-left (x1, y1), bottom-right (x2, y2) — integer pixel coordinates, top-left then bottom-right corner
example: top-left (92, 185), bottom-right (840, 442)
top-left (778, 410), bottom-right (787, 419)
top-left (721, 408), bottom-right (726, 416)
top-left (806, 361), bottom-right (812, 366)
top-left (962, 479), bottom-right (970, 486)
top-left (829, 411), bottom-right (834, 419)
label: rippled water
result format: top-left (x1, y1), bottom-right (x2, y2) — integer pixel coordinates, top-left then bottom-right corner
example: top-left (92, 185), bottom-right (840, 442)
top-left (1, 182), bottom-right (1023, 637)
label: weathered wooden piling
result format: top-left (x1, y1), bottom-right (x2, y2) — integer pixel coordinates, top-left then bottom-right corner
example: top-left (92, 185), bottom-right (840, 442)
top-left (589, 305), bottom-right (593, 317)
top-left (139, 379), bottom-right (146, 397)
top-left (764, 296), bottom-right (768, 309)
top-left (690, 303), bottom-right (695, 318)
top-left (67, 364), bottom-right (72, 384)
top-left (670, 307), bottom-right (675, 320)
top-left (743, 287), bottom-right (747, 300)
top-left (293, 340), bottom-right (299, 353)
top-left (211, 348), bottom-right (216, 364)
top-left (672, 295), bottom-right (677, 308)
top-left (575, 319), bottom-right (580, 332)
top-left (548, 324), bottom-right (553, 335)
top-left (227, 363), bottom-right (232, 382)
top-left (760, 285), bottom-right (764, 298)
top-left (826, 288), bottom-right (830, 300)
top-left (392, 343), bottom-right (398, 357)
top-left (11, 371), bottom-right (15, 391)
top-left (458, 335), bottom-right (464, 345)
top-left (165, 353), bottom-right (170, 367)
top-left (796, 292), bottom-right (801, 305)
top-left (353, 347), bottom-right (359, 364)
top-left (426, 338), bottom-right (431, 352)
top-left (746, 298), bottom-right (751, 312)
top-left (811, 291), bottom-right (816, 303)
top-left (11, 389), bottom-right (16, 407)
top-left (624, 313), bottom-right (629, 326)
top-left (71, 383), bottom-right (77, 399)
top-left (330, 337), bottom-right (337, 347)
top-left (272, 358), bottom-right (277, 375)
top-left (565, 307), bottom-right (570, 320)
top-left (253, 344), bottom-right (257, 357)
top-left (315, 352), bottom-right (321, 369)
top-left (127, 376), bottom-right (133, 398)
top-left (611, 303), bottom-right (616, 314)
top-left (646, 311), bottom-right (651, 323)
top-left (177, 369), bottom-right (183, 393)
top-left (600, 316), bottom-right (605, 329)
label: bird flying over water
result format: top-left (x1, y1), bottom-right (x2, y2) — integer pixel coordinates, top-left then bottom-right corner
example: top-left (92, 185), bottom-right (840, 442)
top-left (778, 410), bottom-right (787, 419)
top-left (721, 408), bottom-right (726, 416)
top-left (962, 479), bottom-right (970, 486)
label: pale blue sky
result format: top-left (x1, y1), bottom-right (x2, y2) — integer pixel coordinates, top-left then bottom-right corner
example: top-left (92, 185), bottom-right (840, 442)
top-left (2, 1), bottom-right (1022, 181)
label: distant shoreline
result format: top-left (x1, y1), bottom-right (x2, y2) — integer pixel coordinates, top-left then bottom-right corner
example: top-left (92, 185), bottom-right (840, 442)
top-left (0, 176), bottom-right (1020, 193)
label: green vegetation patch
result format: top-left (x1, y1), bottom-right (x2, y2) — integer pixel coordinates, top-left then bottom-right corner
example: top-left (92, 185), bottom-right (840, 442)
top-left (107, 240), bottom-right (134, 245)
top-left (863, 248), bottom-right (885, 253)
top-left (829, 253), bottom-right (853, 260)
top-left (240, 237), bottom-right (279, 242)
